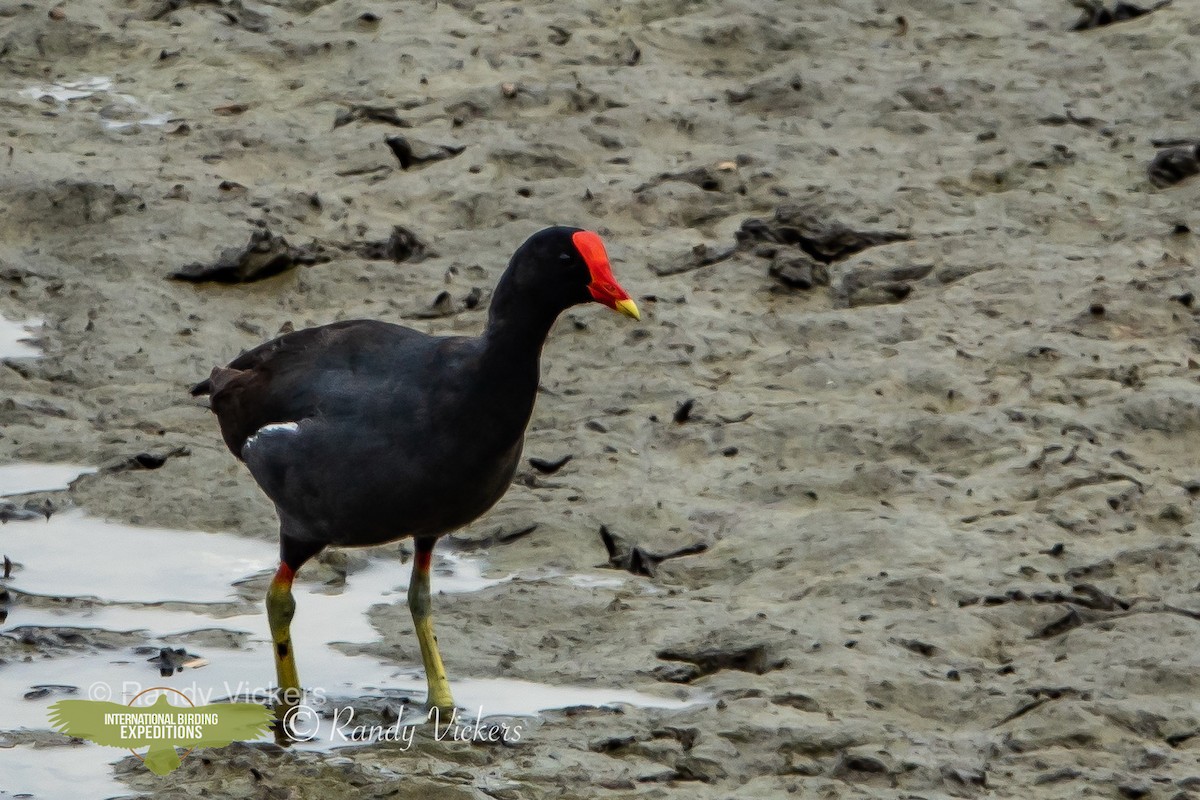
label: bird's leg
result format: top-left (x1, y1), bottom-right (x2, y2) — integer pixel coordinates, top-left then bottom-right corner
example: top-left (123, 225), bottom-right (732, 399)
top-left (408, 537), bottom-right (456, 717)
top-left (266, 562), bottom-right (301, 719)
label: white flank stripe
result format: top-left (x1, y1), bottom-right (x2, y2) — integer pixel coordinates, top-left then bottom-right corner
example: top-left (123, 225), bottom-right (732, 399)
top-left (244, 421), bottom-right (300, 452)
top-left (258, 422), bottom-right (300, 435)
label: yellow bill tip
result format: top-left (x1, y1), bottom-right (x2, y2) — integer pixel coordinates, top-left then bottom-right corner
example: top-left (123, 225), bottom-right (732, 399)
top-left (614, 298), bottom-right (640, 320)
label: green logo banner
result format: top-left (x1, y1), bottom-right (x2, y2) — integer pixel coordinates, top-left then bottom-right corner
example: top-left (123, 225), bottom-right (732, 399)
top-left (48, 689), bottom-right (273, 775)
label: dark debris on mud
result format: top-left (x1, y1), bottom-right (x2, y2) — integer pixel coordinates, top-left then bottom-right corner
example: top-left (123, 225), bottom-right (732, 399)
top-left (598, 525), bottom-right (708, 578)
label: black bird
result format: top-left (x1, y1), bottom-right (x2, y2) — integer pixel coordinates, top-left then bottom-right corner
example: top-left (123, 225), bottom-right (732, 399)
top-left (191, 227), bottom-right (638, 717)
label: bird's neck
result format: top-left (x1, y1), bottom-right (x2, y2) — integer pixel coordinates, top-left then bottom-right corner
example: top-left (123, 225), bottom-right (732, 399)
top-left (472, 276), bottom-right (564, 439)
top-left (481, 272), bottom-right (564, 368)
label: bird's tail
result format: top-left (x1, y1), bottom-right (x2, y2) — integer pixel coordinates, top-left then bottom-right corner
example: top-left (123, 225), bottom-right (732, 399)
top-left (191, 366), bottom-right (243, 398)
top-left (189, 377), bottom-right (212, 397)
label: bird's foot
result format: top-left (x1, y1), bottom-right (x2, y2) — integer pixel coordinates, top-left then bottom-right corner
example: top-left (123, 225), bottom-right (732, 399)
top-left (421, 682), bottom-right (458, 725)
top-left (423, 703), bottom-right (463, 728)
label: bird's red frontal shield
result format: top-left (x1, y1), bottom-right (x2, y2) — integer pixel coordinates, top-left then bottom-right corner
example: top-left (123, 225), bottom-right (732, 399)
top-left (572, 230), bottom-right (639, 319)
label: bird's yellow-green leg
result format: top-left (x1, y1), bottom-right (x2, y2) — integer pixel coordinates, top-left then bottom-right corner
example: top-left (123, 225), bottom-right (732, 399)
top-left (409, 537), bottom-right (456, 717)
top-left (266, 562), bottom-right (301, 720)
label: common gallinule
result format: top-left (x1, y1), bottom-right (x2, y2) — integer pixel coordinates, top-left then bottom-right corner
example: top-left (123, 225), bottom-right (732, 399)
top-left (192, 227), bottom-right (638, 717)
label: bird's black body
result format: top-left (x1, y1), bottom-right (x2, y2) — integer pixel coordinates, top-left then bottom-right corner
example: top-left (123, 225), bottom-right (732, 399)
top-left (191, 226), bottom-right (638, 717)
top-left (201, 320), bottom-right (534, 564)
top-left (192, 227), bottom-right (622, 568)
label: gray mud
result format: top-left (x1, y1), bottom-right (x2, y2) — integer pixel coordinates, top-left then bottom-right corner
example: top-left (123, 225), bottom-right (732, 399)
top-left (3, 0), bottom-right (1200, 797)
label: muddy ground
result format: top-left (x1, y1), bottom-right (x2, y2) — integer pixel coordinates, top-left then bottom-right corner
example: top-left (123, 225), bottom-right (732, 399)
top-left (3, 0), bottom-right (1200, 797)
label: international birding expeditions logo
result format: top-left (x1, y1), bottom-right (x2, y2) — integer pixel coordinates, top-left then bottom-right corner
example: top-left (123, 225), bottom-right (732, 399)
top-left (47, 686), bottom-right (274, 775)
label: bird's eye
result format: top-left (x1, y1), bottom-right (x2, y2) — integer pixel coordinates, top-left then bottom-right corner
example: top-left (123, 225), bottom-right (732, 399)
top-left (559, 253), bottom-right (571, 261)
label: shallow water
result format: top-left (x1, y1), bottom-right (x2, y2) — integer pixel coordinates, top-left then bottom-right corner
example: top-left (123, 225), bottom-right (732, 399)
top-left (18, 77), bottom-right (169, 132)
top-left (3, 509), bottom-right (275, 602)
top-left (0, 464), bottom-right (95, 497)
top-left (366, 675), bottom-right (695, 719)
top-left (0, 511), bottom-right (699, 798)
top-left (19, 76), bottom-right (113, 103)
top-left (564, 573), bottom-right (628, 590)
top-left (0, 314), bottom-right (41, 359)
top-left (0, 742), bottom-right (132, 800)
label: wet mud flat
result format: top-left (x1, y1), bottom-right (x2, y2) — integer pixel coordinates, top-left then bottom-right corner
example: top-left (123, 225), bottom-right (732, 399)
top-left (3, 0), bottom-right (1200, 798)
top-left (0, 462), bottom-right (695, 796)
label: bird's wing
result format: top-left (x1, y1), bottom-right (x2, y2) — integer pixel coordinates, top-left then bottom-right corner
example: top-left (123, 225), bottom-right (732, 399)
top-left (195, 320), bottom-right (430, 456)
top-left (190, 319), bottom-right (381, 396)
top-left (47, 700), bottom-right (155, 748)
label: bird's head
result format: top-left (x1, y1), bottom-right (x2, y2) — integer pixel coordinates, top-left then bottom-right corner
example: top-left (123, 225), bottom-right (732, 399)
top-left (506, 226), bottom-right (640, 321)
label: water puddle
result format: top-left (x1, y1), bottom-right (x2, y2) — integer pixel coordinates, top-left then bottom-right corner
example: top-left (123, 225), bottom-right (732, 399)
top-left (565, 573), bottom-right (628, 590)
top-left (367, 675), bottom-right (694, 718)
top-left (0, 315), bottom-right (42, 359)
top-left (0, 465), bottom-right (96, 498)
top-left (19, 76), bottom-right (113, 103)
top-left (3, 509), bottom-right (275, 602)
top-left (0, 742), bottom-right (131, 800)
top-left (19, 76), bottom-right (171, 132)
top-left (0, 510), bottom-right (699, 797)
